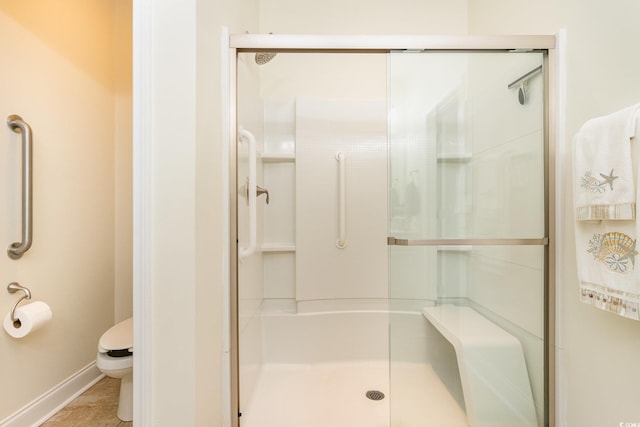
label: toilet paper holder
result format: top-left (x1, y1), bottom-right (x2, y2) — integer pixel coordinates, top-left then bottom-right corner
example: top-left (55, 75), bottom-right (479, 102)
top-left (7, 282), bottom-right (31, 323)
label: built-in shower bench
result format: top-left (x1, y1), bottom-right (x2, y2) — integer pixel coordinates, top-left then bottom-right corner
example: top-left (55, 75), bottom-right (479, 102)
top-left (422, 305), bottom-right (538, 427)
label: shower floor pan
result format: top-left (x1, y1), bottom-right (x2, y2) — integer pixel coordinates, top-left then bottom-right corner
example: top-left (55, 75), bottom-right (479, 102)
top-left (239, 361), bottom-right (468, 427)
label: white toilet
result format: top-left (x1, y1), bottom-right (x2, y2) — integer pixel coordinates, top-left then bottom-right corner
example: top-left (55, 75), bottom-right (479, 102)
top-left (96, 317), bottom-right (133, 422)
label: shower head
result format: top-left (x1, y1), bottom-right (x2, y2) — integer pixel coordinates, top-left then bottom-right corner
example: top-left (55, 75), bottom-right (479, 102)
top-left (255, 52), bottom-right (277, 65)
top-left (518, 84), bottom-right (527, 105)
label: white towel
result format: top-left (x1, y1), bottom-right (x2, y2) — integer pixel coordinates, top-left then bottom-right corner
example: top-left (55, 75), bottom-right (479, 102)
top-left (575, 222), bottom-right (640, 320)
top-left (574, 103), bottom-right (640, 221)
top-left (574, 104), bottom-right (640, 320)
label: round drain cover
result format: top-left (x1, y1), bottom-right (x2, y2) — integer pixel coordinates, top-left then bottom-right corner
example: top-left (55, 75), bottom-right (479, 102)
top-left (365, 390), bottom-right (385, 401)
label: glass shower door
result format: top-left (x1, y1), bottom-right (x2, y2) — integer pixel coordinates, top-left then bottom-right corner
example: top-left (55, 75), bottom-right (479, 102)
top-left (388, 51), bottom-right (547, 427)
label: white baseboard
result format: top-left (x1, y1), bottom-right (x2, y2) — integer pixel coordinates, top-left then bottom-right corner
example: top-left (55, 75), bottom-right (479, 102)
top-left (0, 362), bottom-right (104, 427)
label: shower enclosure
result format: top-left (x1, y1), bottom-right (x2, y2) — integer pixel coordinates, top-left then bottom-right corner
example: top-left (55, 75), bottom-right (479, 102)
top-left (228, 34), bottom-right (556, 427)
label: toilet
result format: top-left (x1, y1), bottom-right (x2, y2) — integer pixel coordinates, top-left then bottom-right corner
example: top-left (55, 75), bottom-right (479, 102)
top-left (96, 317), bottom-right (133, 422)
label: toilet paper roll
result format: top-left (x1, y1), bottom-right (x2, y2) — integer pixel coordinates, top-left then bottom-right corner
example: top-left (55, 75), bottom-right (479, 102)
top-left (3, 301), bottom-right (53, 339)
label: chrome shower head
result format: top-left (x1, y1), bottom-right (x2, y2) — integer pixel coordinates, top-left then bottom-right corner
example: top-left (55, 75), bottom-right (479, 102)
top-left (255, 52), bottom-right (277, 65)
top-left (518, 84), bottom-right (527, 105)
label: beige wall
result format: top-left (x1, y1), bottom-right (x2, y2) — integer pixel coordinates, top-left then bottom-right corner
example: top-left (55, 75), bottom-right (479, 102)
top-left (559, 3), bottom-right (640, 425)
top-left (114, 0), bottom-right (133, 322)
top-left (0, 0), bottom-right (125, 419)
top-left (260, 0), bottom-right (468, 34)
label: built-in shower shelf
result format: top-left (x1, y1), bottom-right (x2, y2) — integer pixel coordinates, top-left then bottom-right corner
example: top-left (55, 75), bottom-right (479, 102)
top-left (436, 153), bottom-right (472, 162)
top-left (261, 244), bottom-right (296, 253)
top-left (261, 153), bottom-right (296, 162)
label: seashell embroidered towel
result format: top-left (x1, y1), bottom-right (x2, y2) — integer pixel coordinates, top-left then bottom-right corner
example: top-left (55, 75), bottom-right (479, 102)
top-left (574, 104), bottom-right (640, 320)
top-left (574, 103), bottom-right (640, 221)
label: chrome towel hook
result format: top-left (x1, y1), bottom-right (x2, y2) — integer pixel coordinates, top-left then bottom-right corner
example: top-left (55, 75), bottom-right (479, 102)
top-left (7, 282), bottom-right (31, 323)
top-left (6, 115), bottom-right (33, 259)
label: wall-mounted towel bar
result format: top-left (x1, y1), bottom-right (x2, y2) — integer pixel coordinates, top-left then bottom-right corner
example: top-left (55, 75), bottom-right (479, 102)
top-left (6, 115), bottom-right (33, 260)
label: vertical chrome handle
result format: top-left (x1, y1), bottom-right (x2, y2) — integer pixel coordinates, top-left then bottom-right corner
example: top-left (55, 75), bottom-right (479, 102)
top-left (7, 115), bottom-right (33, 260)
top-left (336, 152), bottom-right (347, 249)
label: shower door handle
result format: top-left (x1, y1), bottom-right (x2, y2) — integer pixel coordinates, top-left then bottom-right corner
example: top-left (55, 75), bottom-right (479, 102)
top-left (6, 115), bottom-right (33, 260)
top-left (336, 152), bottom-right (347, 249)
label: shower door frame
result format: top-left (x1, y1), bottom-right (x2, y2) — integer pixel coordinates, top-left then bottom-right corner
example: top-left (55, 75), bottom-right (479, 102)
top-left (226, 33), bottom-right (558, 427)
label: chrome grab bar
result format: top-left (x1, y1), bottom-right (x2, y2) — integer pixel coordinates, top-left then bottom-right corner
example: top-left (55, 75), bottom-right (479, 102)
top-left (7, 115), bottom-right (33, 260)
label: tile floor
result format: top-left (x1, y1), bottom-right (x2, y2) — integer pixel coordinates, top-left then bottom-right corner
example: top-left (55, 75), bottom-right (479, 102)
top-left (40, 377), bottom-right (131, 427)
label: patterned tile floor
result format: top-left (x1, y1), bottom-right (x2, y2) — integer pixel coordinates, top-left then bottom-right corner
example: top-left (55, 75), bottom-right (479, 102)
top-left (40, 377), bottom-right (132, 427)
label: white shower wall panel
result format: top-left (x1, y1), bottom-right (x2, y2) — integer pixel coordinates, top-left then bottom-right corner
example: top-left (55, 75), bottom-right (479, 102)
top-left (468, 53), bottom-right (544, 242)
top-left (259, 310), bottom-right (449, 372)
top-left (295, 98), bottom-right (388, 302)
top-left (468, 247), bottom-right (544, 338)
top-left (259, 54), bottom-right (386, 102)
top-left (471, 131), bottom-right (545, 239)
top-left (263, 252), bottom-right (295, 299)
top-left (437, 250), bottom-right (470, 298)
top-left (465, 51), bottom-right (545, 336)
top-left (263, 101), bottom-right (296, 155)
top-left (389, 246), bottom-right (438, 301)
top-left (261, 311), bottom-right (390, 364)
top-left (468, 53), bottom-right (544, 156)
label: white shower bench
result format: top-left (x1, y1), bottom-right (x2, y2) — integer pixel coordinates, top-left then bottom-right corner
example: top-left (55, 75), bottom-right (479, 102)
top-left (422, 305), bottom-right (538, 427)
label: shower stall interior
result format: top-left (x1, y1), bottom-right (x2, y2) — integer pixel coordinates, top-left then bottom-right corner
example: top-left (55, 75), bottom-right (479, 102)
top-left (229, 34), bottom-right (555, 427)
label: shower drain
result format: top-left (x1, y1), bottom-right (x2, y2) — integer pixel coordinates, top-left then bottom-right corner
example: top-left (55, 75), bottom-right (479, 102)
top-left (365, 390), bottom-right (385, 401)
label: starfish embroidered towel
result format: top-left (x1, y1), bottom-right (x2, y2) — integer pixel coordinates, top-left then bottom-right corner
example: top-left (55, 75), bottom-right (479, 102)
top-left (574, 103), bottom-right (640, 220)
top-left (574, 104), bottom-right (640, 320)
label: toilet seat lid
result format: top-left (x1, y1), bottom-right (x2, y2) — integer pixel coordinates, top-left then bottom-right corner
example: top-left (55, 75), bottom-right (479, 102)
top-left (99, 317), bottom-right (133, 352)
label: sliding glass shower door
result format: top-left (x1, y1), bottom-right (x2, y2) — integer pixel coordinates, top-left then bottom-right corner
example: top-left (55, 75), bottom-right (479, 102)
top-left (230, 34), bottom-right (555, 427)
top-left (388, 51), bottom-right (548, 427)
